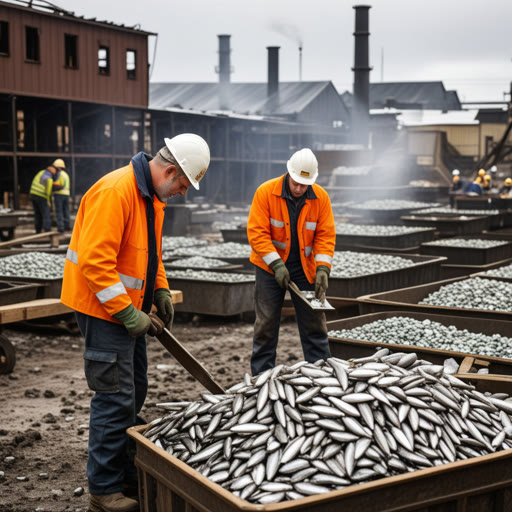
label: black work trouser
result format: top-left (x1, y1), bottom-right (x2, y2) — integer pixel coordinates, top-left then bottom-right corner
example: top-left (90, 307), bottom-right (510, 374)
top-left (251, 265), bottom-right (330, 376)
top-left (30, 195), bottom-right (51, 233)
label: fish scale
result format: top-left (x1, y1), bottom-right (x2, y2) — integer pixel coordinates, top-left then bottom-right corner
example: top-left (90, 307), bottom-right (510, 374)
top-left (144, 349), bottom-right (512, 504)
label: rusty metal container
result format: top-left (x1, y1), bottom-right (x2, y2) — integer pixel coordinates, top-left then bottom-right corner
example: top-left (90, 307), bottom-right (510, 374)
top-left (0, 275), bottom-right (62, 299)
top-left (481, 227), bottom-right (512, 240)
top-left (358, 276), bottom-right (512, 321)
top-left (327, 311), bottom-right (512, 375)
top-left (128, 424), bottom-right (512, 512)
top-left (420, 239), bottom-right (512, 265)
top-left (0, 280), bottom-right (42, 306)
top-left (329, 254), bottom-right (446, 298)
top-left (335, 227), bottom-right (435, 250)
top-left (455, 196), bottom-right (512, 210)
top-left (441, 257), bottom-right (512, 279)
top-left (170, 275), bottom-right (255, 316)
top-left (401, 214), bottom-right (490, 236)
top-left (220, 228), bottom-right (249, 244)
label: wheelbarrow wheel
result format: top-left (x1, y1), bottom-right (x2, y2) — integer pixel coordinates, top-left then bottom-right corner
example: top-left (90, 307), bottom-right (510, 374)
top-left (0, 334), bottom-right (16, 374)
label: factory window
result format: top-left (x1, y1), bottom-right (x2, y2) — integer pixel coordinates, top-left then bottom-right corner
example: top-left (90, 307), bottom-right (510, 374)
top-left (25, 26), bottom-right (40, 62)
top-left (65, 34), bottom-right (78, 69)
top-left (0, 21), bottom-right (9, 55)
top-left (98, 46), bottom-right (109, 75)
top-left (126, 49), bottom-right (136, 79)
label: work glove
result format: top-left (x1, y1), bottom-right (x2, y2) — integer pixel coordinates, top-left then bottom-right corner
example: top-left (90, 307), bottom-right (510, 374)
top-left (154, 288), bottom-right (174, 330)
top-left (270, 259), bottom-right (290, 289)
top-left (148, 312), bottom-right (165, 336)
top-left (315, 265), bottom-right (330, 302)
top-left (113, 304), bottom-right (153, 338)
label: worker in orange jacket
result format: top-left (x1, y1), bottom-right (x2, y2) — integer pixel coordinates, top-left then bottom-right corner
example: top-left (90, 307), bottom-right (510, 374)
top-left (61, 134), bottom-right (210, 512)
top-left (247, 148), bottom-right (336, 375)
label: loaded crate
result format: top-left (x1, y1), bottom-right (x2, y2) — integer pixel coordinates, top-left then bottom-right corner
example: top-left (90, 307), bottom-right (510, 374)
top-left (357, 275), bottom-right (512, 322)
top-left (128, 425), bottom-right (512, 512)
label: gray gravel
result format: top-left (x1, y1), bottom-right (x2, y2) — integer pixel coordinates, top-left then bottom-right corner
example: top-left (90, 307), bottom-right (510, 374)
top-left (0, 252), bottom-right (65, 279)
top-left (483, 264), bottom-right (512, 279)
top-left (167, 256), bottom-right (231, 268)
top-left (331, 252), bottom-right (414, 278)
top-left (335, 223), bottom-right (432, 236)
top-left (422, 239), bottom-right (508, 249)
top-left (419, 277), bottom-right (512, 312)
top-left (329, 317), bottom-right (512, 359)
top-left (167, 269), bottom-right (255, 282)
top-left (415, 207), bottom-right (500, 216)
top-left (170, 242), bottom-right (252, 259)
top-left (350, 200), bottom-right (439, 211)
top-left (161, 236), bottom-right (208, 252)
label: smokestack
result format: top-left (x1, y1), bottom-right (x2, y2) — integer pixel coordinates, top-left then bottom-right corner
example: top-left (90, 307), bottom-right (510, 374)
top-left (352, 5), bottom-right (372, 146)
top-left (217, 34), bottom-right (231, 110)
top-left (267, 46), bottom-right (280, 112)
top-left (299, 46), bottom-right (303, 81)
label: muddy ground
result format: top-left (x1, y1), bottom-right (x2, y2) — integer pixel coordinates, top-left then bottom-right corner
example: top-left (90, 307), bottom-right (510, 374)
top-left (0, 314), bottom-right (304, 512)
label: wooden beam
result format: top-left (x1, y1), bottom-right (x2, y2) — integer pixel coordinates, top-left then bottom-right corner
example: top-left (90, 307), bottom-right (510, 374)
top-left (0, 232), bottom-right (61, 249)
top-left (0, 290), bottom-right (182, 325)
top-left (0, 298), bottom-right (72, 324)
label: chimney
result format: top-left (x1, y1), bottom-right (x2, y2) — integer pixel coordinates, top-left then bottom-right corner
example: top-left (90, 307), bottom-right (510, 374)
top-left (351, 5), bottom-right (372, 145)
top-left (217, 34), bottom-right (231, 110)
top-left (267, 46), bottom-right (280, 112)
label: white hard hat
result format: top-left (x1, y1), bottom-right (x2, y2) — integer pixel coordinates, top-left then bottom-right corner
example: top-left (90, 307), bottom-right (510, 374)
top-left (452, 169), bottom-right (460, 176)
top-left (164, 134), bottom-right (210, 190)
top-left (491, 165), bottom-right (498, 173)
top-left (286, 148), bottom-right (318, 185)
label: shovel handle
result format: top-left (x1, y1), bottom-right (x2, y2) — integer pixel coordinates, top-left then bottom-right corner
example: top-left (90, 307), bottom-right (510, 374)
top-left (156, 328), bottom-right (226, 395)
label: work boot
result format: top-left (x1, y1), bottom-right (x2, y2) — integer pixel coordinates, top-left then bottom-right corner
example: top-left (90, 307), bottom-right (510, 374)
top-left (88, 492), bottom-right (138, 512)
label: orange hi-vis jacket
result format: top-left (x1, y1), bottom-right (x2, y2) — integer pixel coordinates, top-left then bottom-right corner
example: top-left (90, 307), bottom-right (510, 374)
top-left (60, 162), bottom-right (169, 323)
top-left (247, 174), bottom-right (336, 283)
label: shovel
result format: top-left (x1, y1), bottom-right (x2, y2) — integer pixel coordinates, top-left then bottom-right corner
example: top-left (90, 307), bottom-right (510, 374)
top-left (155, 328), bottom-right (226, 395)
top-left (288, 281), bottom-right (335, 310)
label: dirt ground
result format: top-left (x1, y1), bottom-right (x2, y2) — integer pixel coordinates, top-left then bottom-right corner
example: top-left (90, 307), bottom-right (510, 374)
top-left (0, 314), bottom-right (304, 512)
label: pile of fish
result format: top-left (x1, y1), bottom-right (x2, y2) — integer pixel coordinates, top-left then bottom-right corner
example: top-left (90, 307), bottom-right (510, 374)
top-left (331, 252), bottom-right (414, 278)
top-left (420, 277), bottom-right (512, 312)
top-left (423, 239), bottom-right (508, 249)
top-left (166, 269), bottom-right (254, 283)
top-left (0, 252), bottom-right (65, 279)
top-left (329, 317), bottom-right (512, 359)
top-left (166, 256), bottom-right (230, 269)
top-left (335, 223), bottom-right (432, 236)
top-left (415, 207), bottom-right (500, 216)
top-left (350, 200), bottom-right (439, 211)
top-left (170, 242), bottom-right (251, 259)
top-left (483, 264), bottom-right (512, 279)
top-left (144, 349), bottom-right (512, 504)
top-left (161, 236), bottom-right (208, 251)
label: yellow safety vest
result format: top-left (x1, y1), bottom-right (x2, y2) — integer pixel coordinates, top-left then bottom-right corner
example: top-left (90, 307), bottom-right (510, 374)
top-left (53, 170), bottom-right (70, 196)
top-left (30, 169), bottom-right (53, 205)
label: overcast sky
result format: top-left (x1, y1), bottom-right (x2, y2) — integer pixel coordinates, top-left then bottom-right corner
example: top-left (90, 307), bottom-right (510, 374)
top-left (60, 0), bottom-right (512, 103)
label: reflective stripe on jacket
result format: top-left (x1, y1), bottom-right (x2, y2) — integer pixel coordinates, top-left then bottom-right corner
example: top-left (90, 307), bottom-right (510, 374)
top-left (30, 169), bottom-right (53, 204)
top-left (53, 170), bottom-right (70, 196)
top-left (247, 174), bottom-right (336, 283)
top-left (60, 162), bottom-right (169, 323)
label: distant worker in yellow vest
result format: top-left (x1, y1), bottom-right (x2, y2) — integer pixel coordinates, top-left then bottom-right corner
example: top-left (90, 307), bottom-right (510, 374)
top-left (52, 159), bottom-right (71, 232)
top-left (29, 160), bottom-right (60, 233)
top-left (500, 178), bottom-right (512, 196)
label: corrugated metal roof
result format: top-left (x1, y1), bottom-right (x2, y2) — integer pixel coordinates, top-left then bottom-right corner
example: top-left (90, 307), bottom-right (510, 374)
top-left (341, 82), bottom-right (462, 111)
top-left (369, 82), bottom-right (462, 110)
top-left (149, 81), bottom-right (336, 117)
